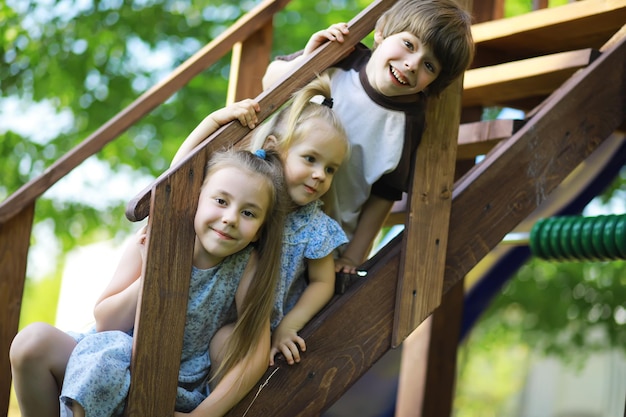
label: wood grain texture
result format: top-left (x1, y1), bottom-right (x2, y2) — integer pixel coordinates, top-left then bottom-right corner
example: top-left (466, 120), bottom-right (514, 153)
top-left (125, 155), bottom-right (204, 417)
top-left (472, 0), bottom-right (626, 65)
top-left (445, 32), bottom-right (626, 291)
top-left (392, 74), bottom-right (462, 347)
top-left (0, 204), bottom-right (34, 416)
top-left (227, 22), bottom-right (274, 103)
top-left (463, 48), bottom-right (599, 107)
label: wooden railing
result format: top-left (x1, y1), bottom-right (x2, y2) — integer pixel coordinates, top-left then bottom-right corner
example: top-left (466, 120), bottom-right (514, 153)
top-left (0, 0), bottom-right (410, 415)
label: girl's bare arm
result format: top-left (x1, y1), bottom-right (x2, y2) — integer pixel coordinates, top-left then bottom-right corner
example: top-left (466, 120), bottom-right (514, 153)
top-left (269, 253), bottom-right (335, 365)
top-left (93, 228), bottom-right (147, 332)
top-left (171, 100), bottom-right (260, 166)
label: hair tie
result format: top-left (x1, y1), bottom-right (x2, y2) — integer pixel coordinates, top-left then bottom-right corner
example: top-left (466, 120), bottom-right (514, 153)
top-left (309, 95), bottom-right (334, 109)
top-left (254, 149), bottom-right (266, 160)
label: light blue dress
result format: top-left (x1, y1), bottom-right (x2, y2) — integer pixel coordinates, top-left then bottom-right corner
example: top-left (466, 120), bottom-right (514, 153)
top-left (271, 200), bottom-right (348, 331)
top-left (60, 246), bottom-right (253, 417)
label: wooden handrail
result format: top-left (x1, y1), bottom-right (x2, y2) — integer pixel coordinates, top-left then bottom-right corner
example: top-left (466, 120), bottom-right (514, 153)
top-left (126, 0), bottom-right (400, 222)
top-left (0, 0), bottom-right (291, 225)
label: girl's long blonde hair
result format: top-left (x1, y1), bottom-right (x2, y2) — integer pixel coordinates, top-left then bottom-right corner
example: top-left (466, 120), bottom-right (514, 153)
top-left (250, 73), bottom-right (349, 157)
top-left (205, 148), bottom-right (288, 384)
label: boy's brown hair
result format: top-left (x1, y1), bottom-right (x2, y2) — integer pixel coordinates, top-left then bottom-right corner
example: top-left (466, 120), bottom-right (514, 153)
top-left (375, 0), bottom-right (475, 96)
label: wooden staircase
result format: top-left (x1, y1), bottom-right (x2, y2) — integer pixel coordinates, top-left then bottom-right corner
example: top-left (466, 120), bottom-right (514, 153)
top-left (1, 1), bottom-right (625, 416)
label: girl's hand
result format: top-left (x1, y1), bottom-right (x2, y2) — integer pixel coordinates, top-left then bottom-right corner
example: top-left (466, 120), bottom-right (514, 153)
top-left (212, 99), bottom-right (261, 129)
top-left (270, 325), bottom-right (306, 366)
top-left (135, 225), bottom-right (148, 263)
top-left (303, 23), bottom-right (349, 56)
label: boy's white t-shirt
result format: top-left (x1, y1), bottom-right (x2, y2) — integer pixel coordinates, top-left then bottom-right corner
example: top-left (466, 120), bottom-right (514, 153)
top-left (327, 44), bottom-right (426, 239)
top-left (278, 44), bottom-right (426, 241)
top-left (326, 67), bottom-right (406, 239)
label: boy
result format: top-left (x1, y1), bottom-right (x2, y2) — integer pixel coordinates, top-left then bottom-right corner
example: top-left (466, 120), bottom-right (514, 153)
top-left (263, 0), bottom-right (474, 274)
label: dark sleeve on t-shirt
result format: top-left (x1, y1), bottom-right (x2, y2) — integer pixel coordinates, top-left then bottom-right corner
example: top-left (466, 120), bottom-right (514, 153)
top-left (371, 106), bottom-right (427, 201)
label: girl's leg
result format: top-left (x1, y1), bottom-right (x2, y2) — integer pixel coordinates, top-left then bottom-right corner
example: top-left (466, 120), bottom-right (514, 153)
top-left (10, 322), bottom-right (77, 417)
top-left (72, 402), bottom-right (86, 417)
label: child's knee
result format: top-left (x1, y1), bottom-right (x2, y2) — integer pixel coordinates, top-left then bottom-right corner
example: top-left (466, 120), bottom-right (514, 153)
top-left (10, 322), bottom-right (58, 367)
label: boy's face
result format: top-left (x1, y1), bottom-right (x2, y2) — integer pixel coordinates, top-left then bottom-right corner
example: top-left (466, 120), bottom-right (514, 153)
top-left (366, 31), bottom-right (441, 97)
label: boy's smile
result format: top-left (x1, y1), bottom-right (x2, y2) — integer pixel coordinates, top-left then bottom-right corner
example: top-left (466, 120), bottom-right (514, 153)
top-left (366, 30), bottom-right (441, 97)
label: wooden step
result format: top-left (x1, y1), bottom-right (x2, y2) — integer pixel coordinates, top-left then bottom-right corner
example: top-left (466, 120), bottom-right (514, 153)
top-left (472, 0), bottom-right (626, 66)
top-left (463, 48), bottom-right (599, 109)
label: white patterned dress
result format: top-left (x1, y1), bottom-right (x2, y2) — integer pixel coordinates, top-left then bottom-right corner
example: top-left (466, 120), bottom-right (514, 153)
top-left (270, 200), bottom-right (348, 331)
top-left (60, 246), bottom-right (253, 417)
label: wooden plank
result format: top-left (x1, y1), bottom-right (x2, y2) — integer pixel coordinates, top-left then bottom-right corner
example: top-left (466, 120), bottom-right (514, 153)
top-left (457, 119), bottom-right (523, 159)
top-left (472, 0), bottom-right (626, 65)
top-left (392, 70), bottom-right (462, 346)
top-left (227, 22), bottom-right (274, 103)
top-left (125, 155), bottom-right (204, 417)
top-left (444, 29), bottom-right (626, 291)
top-left (421, 279), bottom-right (465, 417)
top-left (224, 235), bottom-right (402, 417)
top-left (0, 0), bottom-right (291, 225)
top-left (392, 0), bottom-right (473, 345)
top-left (0, 204), bottom-right (34, 416)
top-left (222, 28), bottom-right (626, 417)
top-left (463, 48), bottom-right (599, 108)
top-left (127, 0), bottom-right (399, 222)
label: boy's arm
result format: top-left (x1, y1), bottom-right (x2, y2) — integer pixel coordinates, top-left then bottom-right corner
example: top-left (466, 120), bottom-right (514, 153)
top-left (335, 194), bottom-right (394, 274)
top-left (269, 253), bottom-right (336, 366)
top-left (262, 23), bottom-right (349, 89)
top-left (171, 99), bottom-right (260, 166)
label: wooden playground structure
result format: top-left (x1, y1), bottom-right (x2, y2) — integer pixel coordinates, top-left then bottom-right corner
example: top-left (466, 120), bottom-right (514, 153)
top-left (1, 0), bottom-right (625, 415)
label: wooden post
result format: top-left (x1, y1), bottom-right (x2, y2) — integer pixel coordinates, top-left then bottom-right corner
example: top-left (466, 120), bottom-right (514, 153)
top-left (0, 204), bottom-right (34, 416)
top-left (392, 72), bottom-right (464, 347)
top-left (125, 154), bottom-right (204, 417)
top-left (227, 23), bottom-right (274, 103)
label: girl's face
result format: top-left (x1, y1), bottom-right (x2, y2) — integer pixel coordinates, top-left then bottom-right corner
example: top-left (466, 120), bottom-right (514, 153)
top-left (283, 120), bottom-right (347, 207)
top-left (366, 30), bottom-right (441, 97)
top-left (193, 166), bottom-right (270, 269)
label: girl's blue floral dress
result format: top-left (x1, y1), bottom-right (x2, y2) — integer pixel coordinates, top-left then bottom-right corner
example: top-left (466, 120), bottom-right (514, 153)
top-left (271, 200), bottom-right (348, 330)
top-left (60, 246), bottom-right (253, 417)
